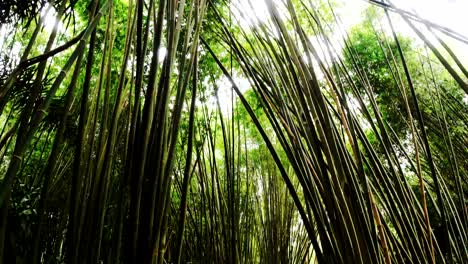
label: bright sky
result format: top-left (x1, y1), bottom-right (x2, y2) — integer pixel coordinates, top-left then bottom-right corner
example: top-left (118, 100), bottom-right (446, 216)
top-left (391, 0), bottom-right (468, 37)
top-left (231, 0), bottom-right (468, 36)
top-left (217, 0), bottom-right (468, 116)
top-left (230, 0), bottom-right (468, 60)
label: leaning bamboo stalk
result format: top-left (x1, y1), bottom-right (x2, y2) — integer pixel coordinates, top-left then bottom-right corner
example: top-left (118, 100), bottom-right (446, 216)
top-left (385, 10), bottom-right (449, 261)
top-left (174, 47), bottom-right (198, 264)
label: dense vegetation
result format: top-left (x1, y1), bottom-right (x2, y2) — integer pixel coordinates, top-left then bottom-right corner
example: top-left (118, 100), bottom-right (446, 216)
top-left (0, 0), bottom-right (467, 263)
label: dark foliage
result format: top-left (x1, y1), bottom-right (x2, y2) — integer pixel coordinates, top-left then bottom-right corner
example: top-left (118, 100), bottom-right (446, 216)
top-left (0, 0), bottom-right (46, 24)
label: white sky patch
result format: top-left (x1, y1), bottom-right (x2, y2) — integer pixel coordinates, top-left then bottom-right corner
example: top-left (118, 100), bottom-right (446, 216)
top-left (213, 73), bottom-right (251, 117)
top-left (0, 26), bottom-right (8, 51)
top-left (256, 176), bottom-right (263, 200)
top-left (301, 50), bottom-right (325, 81)
top-left (0, 29), bottom-right (22, 66)
top-left (157, 46), bottom-right (167, 63)
top-left (347, 96), bottom-right (373, 130)
top-left (230, 0), bottom-right (269, 28)
top-left (41, 4), bottom-right (64, 34)
top-left (392, 0), bottom-right (468, 37)
top-left (202, 73), bottom-right (250, 117)
top-left (304, 34), bottom-right (343, 81)
top-left (230, 0), bottom-right (290, 29)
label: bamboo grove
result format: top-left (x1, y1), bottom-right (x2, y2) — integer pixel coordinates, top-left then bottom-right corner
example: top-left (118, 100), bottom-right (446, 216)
top-left (0, 0), bottom-right (466, 263)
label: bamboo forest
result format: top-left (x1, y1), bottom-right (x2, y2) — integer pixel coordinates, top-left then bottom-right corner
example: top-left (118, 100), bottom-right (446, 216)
top-left (0, 0), bottom-right (467, 263)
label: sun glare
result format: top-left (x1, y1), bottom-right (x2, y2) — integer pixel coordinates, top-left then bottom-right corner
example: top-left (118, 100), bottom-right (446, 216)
top-left (230, 0), bottom-right (270, 29)
top-left (225, 0), bottom-right (468, 85)
top-left (41, 4), bottom-right (64, 34)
